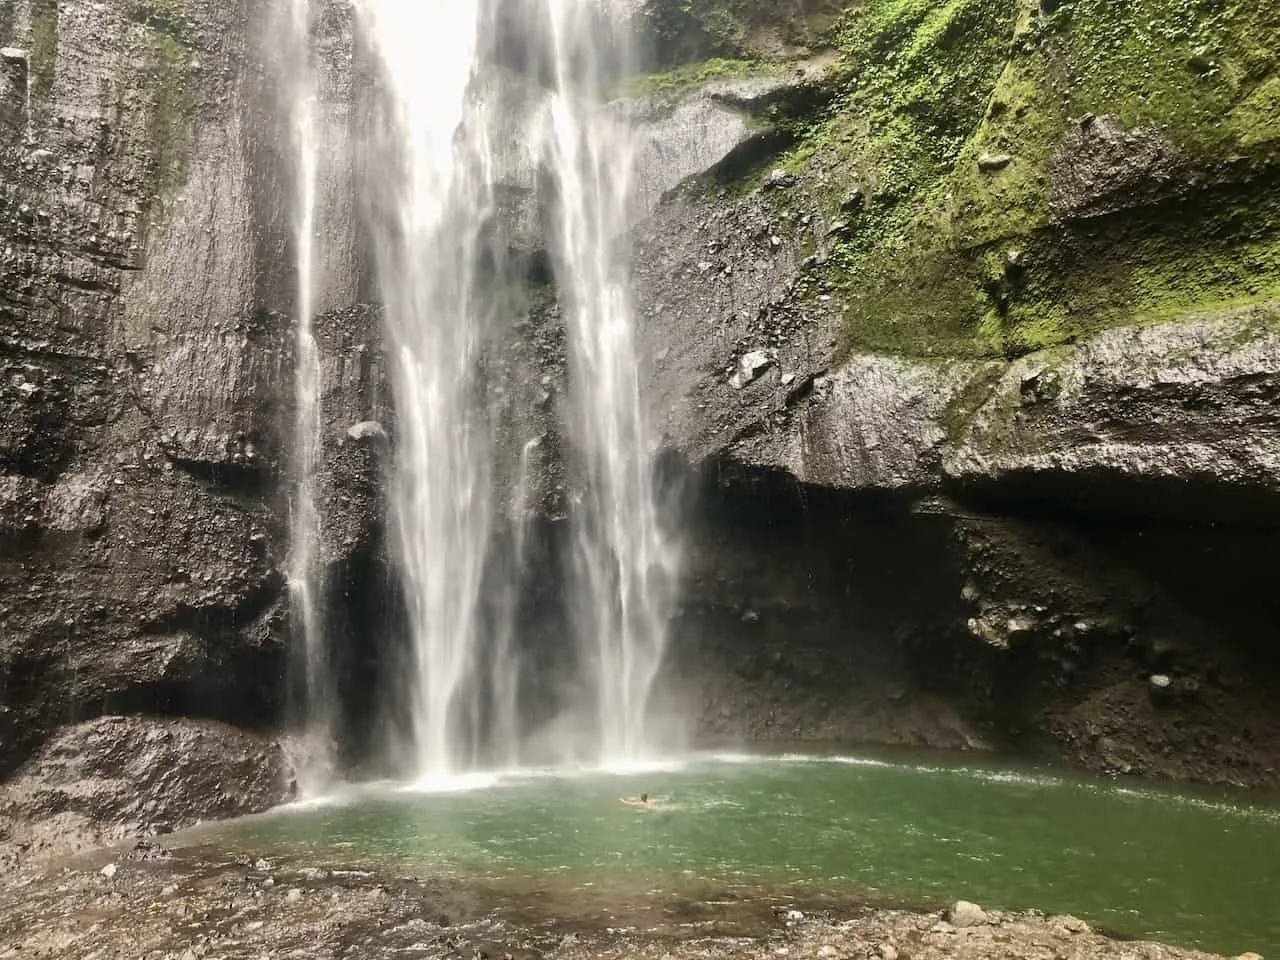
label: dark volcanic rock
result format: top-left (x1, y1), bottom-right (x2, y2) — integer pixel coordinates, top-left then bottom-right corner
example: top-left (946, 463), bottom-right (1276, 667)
top-left (0, 716), bottom-right (291, 866)
top-left (0, 0), bottom-right (380, 799)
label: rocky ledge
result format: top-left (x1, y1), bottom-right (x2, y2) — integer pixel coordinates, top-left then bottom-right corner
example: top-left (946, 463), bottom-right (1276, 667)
top-left (0, 846), bottom-right (1260, 960)
top-left (0, 716), bottom-right (291, 869)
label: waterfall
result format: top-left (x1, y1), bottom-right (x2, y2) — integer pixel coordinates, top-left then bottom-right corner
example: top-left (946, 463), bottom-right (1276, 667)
top-left (354, 0), bottom-right (509, 778)
top-left (538, 0), bottom-right (679, 761)
top-left (299, 0), bottom-right (679, 777)
top-left (279, 0), bottom-right (332, 791)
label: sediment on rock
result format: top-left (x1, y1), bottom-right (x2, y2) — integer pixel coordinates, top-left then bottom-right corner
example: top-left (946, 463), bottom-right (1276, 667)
top-left (0, 716), bottom-right (291, 868)
top-left (0, 850), bottom-right (1238, 960)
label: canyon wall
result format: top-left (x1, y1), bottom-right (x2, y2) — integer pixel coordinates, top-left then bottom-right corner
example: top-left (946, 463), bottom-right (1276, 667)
top-left (0, 0), bottom-right (1278, 855)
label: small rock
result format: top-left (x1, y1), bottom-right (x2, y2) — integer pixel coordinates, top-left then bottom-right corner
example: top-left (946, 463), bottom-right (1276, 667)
top-left (946, 900), bottom-right (988, 927)
top-left (1188, 45), bottom-right (1216, 75)
top-left (99, 862), bottom-right (118, 879)
top-left (878, 945), bottom-right (899, 960)
top-left (0, 47), bottom-right (28, 62)
top-left (347, 420), bottom-right (387, 442)
top-left (780, 372), bottom-right (797, 387)
top-left (285, 887), bottom-right (304, 904)
top-left (839, 187), bottom-right (864, 212)
top-left (1149, 673), bottom-right (1172, 690)
top-left (817, 947), bottom-right (838, 958)
top-left (729, 349), bottom-right (775, 389)
top-left (784, 909), bottom-right (804, 923)
top-left (1057, 915), bottom-right (1090, 934)
top-left (769, 234), bottom-right (783, 249)
top-left (1234, 953), bottom-right (1264, 960)
top-left (763, 168), bottom-right (797, 190)
top-left (977, 153), bottom-right (1013, 172)
top-left (930, 921), bottom-right (956, 934)
top-left (253, 858), bottom-right (272, 872)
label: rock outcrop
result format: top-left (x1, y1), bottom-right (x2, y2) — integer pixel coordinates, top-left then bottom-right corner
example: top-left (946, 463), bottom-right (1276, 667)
top-left (0, 0), bottom-right (381, 782)
top-left (0, 715), bottom-right (291, 866)
top-left (633, 0), bottom-right (1280, 785)
top-left (2, 0), bottom-right (1279, 834)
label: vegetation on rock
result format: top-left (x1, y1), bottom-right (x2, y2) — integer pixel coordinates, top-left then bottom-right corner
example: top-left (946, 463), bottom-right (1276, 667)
top-left (643, 0), bottom-right (1280, 360)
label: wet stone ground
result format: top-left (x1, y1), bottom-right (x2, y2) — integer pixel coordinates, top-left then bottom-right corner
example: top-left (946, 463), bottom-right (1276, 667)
top-left (0, 839), bottom-right (1237, 960)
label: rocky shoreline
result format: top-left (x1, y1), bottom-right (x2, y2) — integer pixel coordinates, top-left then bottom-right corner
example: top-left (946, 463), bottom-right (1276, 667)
top-left (0, 839), bottom-right (1258, 960)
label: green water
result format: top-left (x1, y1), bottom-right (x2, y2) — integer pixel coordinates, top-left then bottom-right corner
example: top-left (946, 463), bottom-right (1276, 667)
top-left (207, 751), bottom-right (1279, 956)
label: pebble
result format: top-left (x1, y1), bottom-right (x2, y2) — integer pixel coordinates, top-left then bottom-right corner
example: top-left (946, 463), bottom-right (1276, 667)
top-left (878, 945), bottom-right (898, 960)
top-left (817, 946), bottom-right (837, 958)
top-left (763, 169), bottom-right (798, 190)
top-left (947, 900), bottom-right (988, 927)
top-left (285, 887), bottom-right (304, 904)
top-left (977, 152), bottom-right (1013, 172)
top-left (100, 863), bottom-right (117, 879)
top-left (1056, 915), bottom-right (1090, 934)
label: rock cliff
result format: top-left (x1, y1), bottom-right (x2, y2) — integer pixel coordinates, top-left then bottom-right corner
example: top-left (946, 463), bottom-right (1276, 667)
top-left (1, 0), bottom-right (1278, 855)
top-left (0, 0), bottom-right (381, 827)
top-left (635, 0), bottom-right (1280, 785)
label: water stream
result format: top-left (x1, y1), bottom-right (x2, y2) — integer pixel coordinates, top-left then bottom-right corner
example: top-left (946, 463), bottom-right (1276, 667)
top-left (277, 0), bottom-right (332, 791)
top-left (349, 0), bottom-right (675, 775)
top-left (539, 0), bottom-right (680, 761)
top-left (355, 0), bottom-right (504, 777)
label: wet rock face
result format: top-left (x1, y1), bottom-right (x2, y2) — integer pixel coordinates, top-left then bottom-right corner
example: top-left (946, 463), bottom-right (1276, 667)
top-left (630, 77), bottom-right (1280, 783)
top-left (945, 511), bottom-right (1280, 786)
top-left (656, 473), bottom-right (986, 751)
top-left (0, 716), bottom-right (291, 866)
top-left (0, 0), bottom-right (377, 779)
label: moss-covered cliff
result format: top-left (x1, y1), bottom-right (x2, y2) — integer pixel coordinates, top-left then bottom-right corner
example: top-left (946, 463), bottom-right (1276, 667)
top-left (644, 0), bottom-right (1280, 360)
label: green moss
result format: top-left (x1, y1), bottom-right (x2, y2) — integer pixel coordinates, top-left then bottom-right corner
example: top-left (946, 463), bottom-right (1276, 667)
top-left (625, 57), bottom-right (774, 100)
top-left (124, 0), bottom-right (196, 223)
top-left (128, 0), bottom-right (195, 44)
top-left (28, 0), bottom-right (58, 112)
top-left (1233, 75), bottom-right (1280, 148)
top-left (641, 0), bottom-right (851, 66)
top-left (145, 32), bottom-right (195, 206)
top-left (708, 0), bottom-right (1280, 361)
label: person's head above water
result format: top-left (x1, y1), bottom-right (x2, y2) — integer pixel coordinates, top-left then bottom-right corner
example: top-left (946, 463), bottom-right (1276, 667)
top-left (640, 793), bottom-right (648, 803)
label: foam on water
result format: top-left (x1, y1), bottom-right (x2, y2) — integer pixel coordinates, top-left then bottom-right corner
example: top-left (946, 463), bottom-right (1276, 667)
top-left (401, 772), bottom-right (505, 795)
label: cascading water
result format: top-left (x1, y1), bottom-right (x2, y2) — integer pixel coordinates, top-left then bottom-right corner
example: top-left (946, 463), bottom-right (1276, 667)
top-left (282, 0), bottom-right (680, 778)
top-left (277, 0), bottom-right (332, 790)
top-left (538, 0), bottom-right (680, 761)
top-left (354, 0), bottom-right (511, 778)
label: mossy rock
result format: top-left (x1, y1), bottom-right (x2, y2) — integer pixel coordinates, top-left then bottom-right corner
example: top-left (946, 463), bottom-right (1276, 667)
top-left (638, 0), bottom-right (853, 65)
top-left (659, 0), bottom-right (1280, 361)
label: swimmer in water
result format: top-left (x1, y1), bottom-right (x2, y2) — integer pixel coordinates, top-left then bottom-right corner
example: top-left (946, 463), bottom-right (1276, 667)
top-left (620, 792), bottom-right (651, 810)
